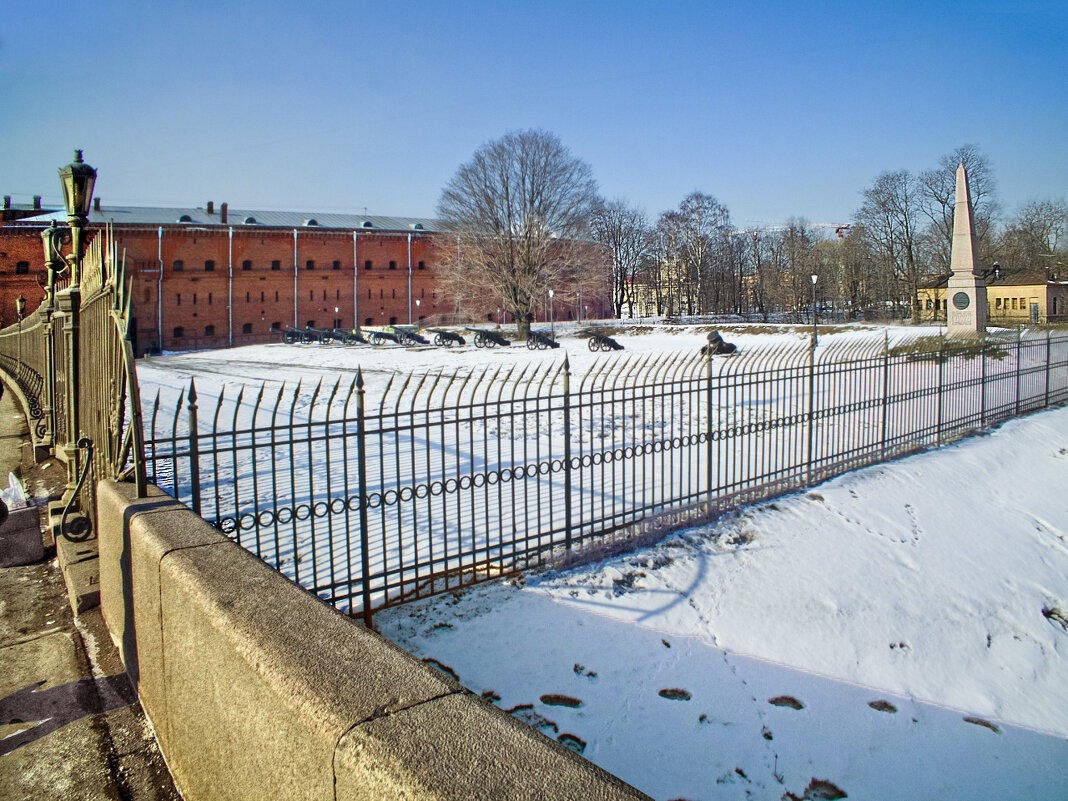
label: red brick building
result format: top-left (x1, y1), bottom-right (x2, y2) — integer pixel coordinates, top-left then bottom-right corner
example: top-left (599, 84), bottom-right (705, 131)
top-left (2, 201), bottom-right (609, 355)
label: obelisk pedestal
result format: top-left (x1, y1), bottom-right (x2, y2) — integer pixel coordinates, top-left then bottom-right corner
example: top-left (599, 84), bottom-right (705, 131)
top-left (945, 163), bottom-right (987, 335)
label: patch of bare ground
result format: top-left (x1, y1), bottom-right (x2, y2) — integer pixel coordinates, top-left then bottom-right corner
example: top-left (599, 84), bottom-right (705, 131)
top-left (782, 777), bottom-right (848, 800)
top-left (867, 700), bottom-right (897, 713)
top-left (1042, 605), bottom-right (1068, 633)
top-left (768, 695), bottom-right (805, 710)
top-left (539, 694), bottom-right (583, 708)
top-left (657, 688), bottom-right (692, 701)
top-left (963, 716), bottom-right (1001, 733)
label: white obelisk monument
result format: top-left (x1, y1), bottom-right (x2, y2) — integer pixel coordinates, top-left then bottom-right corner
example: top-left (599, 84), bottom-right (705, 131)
top-left (945, 162), bottom-right (987, 335)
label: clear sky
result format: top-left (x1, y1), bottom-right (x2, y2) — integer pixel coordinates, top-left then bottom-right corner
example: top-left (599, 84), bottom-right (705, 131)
top-left (3, 1), bottom-right (1065, 228)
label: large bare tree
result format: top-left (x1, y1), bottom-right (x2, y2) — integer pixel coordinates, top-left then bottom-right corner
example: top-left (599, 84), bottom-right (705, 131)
top-left (590, 198), bottom-right (654, 318)
top-left (918, 144), bottom-right (999, 274)
top-left (436, 129), bottom-right (600, 338)
top-left (856, 169), bottom-right (925, 322)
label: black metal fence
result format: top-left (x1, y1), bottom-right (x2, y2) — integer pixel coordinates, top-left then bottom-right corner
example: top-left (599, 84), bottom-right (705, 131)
top-left (143, 330), bottom-right (1068, 626)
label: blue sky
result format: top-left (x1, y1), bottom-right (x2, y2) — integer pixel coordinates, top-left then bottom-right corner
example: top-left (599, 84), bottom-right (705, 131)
top-left (3, 1), bottom-right (1065, 228)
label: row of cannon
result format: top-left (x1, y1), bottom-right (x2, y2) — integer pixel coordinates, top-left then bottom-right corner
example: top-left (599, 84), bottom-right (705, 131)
top-left (277, 324), bottom-right (627, 352)
top-left (275, 326), bottom-right (737, 355)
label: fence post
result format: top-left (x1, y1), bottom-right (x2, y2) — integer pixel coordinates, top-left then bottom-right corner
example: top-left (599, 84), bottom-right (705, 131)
top-left (355, 368), bottom-right (373, 628)
top-left (705, 348), bottom-right (714, 497)
top-left (806, 337), bottom-right (815, 484)
top-left (187, 379), bottom-right (201, 516)
top-left (936, 335), bottom-right (945, 445)
top-left (980, 337), bottom-right (987, 429)
top-left (880, 332), bottom-right (889, 455)
top-left (562, 356), bottom-right (573, 554)
top-left (1044, 330), bottom-right (1051, 408)
top-left (1015, 328), bottom-right (1022, 417)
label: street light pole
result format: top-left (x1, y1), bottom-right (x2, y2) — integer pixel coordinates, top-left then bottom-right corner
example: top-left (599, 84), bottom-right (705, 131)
top-left (548, 288), bottom-right (555, 338)
top-left (810, 274), bottom-right (818, 347)
top-left (16, 296), bottom-right (25, 367)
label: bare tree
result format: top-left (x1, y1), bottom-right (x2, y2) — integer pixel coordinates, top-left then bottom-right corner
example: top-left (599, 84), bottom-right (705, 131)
top-left (590, 199), bottom-right (654, 318)
top-left (656, 192), bottom-right (735, 315)
top-left (918, 144), bottom-right (999, 274)
top-left (996, 198), bottom-right (1068, 273)
top-left (436, 129), bottom-right (600, 338)
top-left (856, 169), bottom-right (925, 323)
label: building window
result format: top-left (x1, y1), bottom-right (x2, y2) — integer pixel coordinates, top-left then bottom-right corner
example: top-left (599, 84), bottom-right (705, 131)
top-left (205, 260), bottom-right (215, 272)
top-left (176, 294), bottom-right (181, 306)
top-left (246, 291), bottom-right (250, 303)
top-left (242, 323), bottom-right (253, 334)
top-left (309, 290), bottom-right (314, 301)
top-left (1019, 297), bottom-right (1025, 309)
top-left (364, 260), bottom-right (372, 270)
top-left (1011, 298), bottom-right (1018, 310)
top-left (417, 261), bottom-right (425, 270)
top-left (364, 317), bottom-right (373, 326)
top-left (242, 260), bottom-right (252, 271)
top-left (261, 291), bottom-right (265, 302)
top-left (204, 325), bottom-right (215, 336)
top-left (306, 320), bottom-right (315, 328)
top-left (392, 288), bottom-right (396, 299)
top-left (193, 293), bottom-right (197, 305)
top-left (173, 260), bottom-right (184, 272)
top-left (208, 292), bottom-right (213, 305)
top-left (332, 260), bottom-right (341, 271)
top-left (995, 298), bottom-right (1002, 309)
top-left (275, 291), bottom-right (279, 302)
top-left (389, 260), bottom-right (396, 270)
top-left (173, 327), bottom-right (184, 338)
top-left (271, 260), bottom-right (280, 271)
top-left (272, 321), bottom-right (281, 331)
top-left (306, 260), bottom-right (315, 271)
top-left (15, 261), bottom-right (30, 274)
top-left (925, 299), bottom-right (932, 310)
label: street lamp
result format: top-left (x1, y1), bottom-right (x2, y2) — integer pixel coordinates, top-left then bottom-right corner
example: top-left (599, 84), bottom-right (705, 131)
top-left (810, 274), bottom-right (818, 347)
top-left (16, 296), bottom-right (26, 366)
top-left (58, 150), bottom-right (97, 285)
top-left (548, 288), bottom-right (555, 338)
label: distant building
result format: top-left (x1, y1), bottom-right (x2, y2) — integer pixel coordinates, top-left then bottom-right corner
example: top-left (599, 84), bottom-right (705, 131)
top-left (918, 267), bottom-right (1068, 326)
top-left (1, 200), bottom-right (609, 353)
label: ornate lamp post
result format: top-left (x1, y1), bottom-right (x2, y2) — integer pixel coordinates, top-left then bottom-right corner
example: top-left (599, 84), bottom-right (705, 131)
top-left (16, 296), bottom-right (26, 367)
top-left (55, 150), bottom-right (97, 512)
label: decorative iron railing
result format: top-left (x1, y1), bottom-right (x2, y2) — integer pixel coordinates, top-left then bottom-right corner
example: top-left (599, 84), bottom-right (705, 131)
top-left (143, 330), bottom-right (1068, 626)
top-left (0, 224), bottom-right (147, 538)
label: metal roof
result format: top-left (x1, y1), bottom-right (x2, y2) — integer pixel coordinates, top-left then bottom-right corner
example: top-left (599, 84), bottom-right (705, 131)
top-left (13, 205), bottom-right (445, 233)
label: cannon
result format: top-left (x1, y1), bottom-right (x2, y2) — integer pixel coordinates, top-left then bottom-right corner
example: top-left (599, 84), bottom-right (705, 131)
top-left (466, 328), bottom-right (511, 348)
top-left (701, 330), bottom-right (737, 356)
top-left (390, 326), bottom-right (430, 346)
top-left (332, 328), bottom-right (367, 345)
top-left (427, 328), bottom-right (466, 347)
top-left (587, 333), bottom-right (624, 352)
top-left (279, 325), bottom-right (334, 344)
top-left (526, 330), bottom-right (560, 350)
top-left (368, 329), bottom-right (399, 345)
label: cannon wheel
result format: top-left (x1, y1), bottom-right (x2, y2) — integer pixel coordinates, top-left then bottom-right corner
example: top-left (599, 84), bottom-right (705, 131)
top-left (434, 333), bottom-right (445, 346)
top-left (284, 332), bottom-right (297, 344)
top-left (527, 337), bottom-right (538, 350)
top-left (587, 337), bottom-right (599, 352)
top-left (474, 332), bottom-right (486, 348)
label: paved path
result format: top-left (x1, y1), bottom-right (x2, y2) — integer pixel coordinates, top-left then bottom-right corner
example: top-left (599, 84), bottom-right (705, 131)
top-left (0, 380), bottom-right (180, 800)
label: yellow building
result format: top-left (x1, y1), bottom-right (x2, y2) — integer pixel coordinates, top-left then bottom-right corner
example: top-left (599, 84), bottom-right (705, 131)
top-left (918, 268), bottom-right (1068, 325)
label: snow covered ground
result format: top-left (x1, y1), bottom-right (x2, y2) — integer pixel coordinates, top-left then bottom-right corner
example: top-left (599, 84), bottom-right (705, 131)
top-left (376, 401), bottom-right (1068, 801)
top-left (136, 321), bottom-right (1068, 798)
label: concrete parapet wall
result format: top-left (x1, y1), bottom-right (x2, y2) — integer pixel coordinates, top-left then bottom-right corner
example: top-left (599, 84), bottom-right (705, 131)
top-left (95, 480), bottom-right (648, 801)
